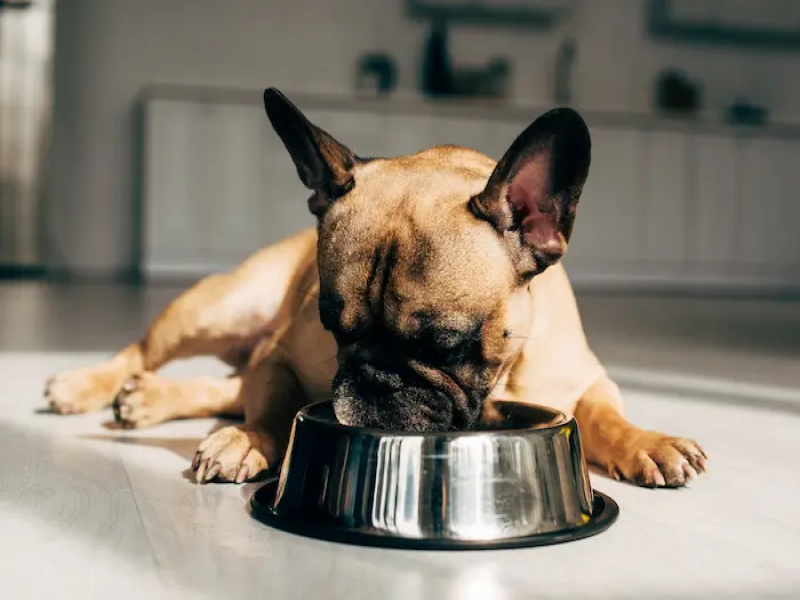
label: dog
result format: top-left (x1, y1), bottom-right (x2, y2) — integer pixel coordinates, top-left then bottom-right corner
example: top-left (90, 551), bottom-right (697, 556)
top-left (44, 88), bottom-right (707, 488)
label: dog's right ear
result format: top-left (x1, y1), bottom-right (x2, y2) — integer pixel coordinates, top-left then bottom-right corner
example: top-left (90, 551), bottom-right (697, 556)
top-left (263, 88), bottom-right (357, 217)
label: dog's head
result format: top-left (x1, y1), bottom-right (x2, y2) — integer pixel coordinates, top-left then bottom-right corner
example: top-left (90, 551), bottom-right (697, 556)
top-left (263, 89), bottom-right (591, 432)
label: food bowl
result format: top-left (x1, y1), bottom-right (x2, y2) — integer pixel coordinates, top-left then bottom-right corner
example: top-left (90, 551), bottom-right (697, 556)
top-left (250, 399), bottom-right (618, 550)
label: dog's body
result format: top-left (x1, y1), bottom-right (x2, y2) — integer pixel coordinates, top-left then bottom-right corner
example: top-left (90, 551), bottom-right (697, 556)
top-left (44, 89), bottom-right (706, 487)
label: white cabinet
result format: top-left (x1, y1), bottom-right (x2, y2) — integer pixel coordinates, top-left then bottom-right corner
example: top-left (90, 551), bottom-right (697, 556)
top-left (481, 118), bottom-right (528, 162)
top-left (142, 99), bottom-right (206, 273)
top-left (198, 103), bottom-right (265, 261)
top-left (141, 92), bottom-right (800, 291)
top-left (567, 127), bottom-right (643, 265)
top-left (381, 113), bottom-right (431, 157)
top-left (691, 134), bottom-right (739, 264)
top-left (429, 116), bottom-right (486, 152)
top-left (142, 99), bottom-right (313, 279)
top-left (641, 130), bottom-right (689, 263)
top-left (738, 136), bottom-right (795, 267)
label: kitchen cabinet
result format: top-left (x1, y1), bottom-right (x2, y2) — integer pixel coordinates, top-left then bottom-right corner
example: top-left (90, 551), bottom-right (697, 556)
top-left (691, 133), bottom-right (739, 265)
top-left (567, 127), bottom-right (643, 265)
top-left (198, 103), bottom-right (264, 261)
top-left (429, 116), bottom-right (487, 152)
top-left (641, 130), bottom-right (689, 263)
top-left (381, 113), bottom-right (432, 157)
top-left (142, 99), bottom-right (206, 275)
top-left (140, 90), bottom-right (800, 291)
top-left (738, 135), bottom-right (794, 267)
top-left (481, 118), bottom-right (528, 161)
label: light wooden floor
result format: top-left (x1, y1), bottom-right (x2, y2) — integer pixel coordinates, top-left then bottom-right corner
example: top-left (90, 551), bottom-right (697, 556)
top-left (1, 282), bottom-right (799, 599)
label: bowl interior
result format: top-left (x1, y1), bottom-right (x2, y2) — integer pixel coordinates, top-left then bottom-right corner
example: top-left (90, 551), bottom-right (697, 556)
top-left (299, 399), bottom-right (568, 435)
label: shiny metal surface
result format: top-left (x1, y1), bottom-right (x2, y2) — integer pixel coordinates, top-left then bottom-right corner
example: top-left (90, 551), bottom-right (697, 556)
top-left (269, 400), bottom-right (597, 542)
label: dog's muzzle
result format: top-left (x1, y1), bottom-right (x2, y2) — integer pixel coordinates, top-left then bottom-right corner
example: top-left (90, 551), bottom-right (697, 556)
top-left (330, 350), bottom-right (482, 431)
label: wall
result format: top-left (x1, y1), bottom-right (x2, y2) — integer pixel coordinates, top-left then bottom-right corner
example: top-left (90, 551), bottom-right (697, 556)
top-left (49, 0), bottom-right (800, 277)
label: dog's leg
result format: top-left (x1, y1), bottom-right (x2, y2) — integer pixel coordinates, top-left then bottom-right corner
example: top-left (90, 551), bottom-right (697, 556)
top-left (112, 373), bottom-right (243, 429)
top-left (44, 228), bottom-right (318, 415)
top-left (44, 343), bottom-right (145, 415)
top-left (574, 376), bottom-right (708, 488)
top-left (190, 355), bottom-right (307, 484)
top-left (44, 273), bottom-right (245, 415)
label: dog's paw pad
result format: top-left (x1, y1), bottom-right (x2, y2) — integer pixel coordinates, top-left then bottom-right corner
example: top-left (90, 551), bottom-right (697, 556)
top-left (191, 426), bottom-right (271, 484)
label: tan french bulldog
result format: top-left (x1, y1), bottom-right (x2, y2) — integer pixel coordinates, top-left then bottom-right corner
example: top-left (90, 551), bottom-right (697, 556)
top-left (44, 88), bottom-right (707, 488)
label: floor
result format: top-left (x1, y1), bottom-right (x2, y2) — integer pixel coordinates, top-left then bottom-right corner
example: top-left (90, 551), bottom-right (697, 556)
top-left (1, 282), bottom-right (799, 599)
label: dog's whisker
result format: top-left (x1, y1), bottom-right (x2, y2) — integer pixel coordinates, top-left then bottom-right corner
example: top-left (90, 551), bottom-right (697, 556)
top-left (504, 332), bottom-right (537, 341)
top-left (296, 286), bottom-right (320, 300)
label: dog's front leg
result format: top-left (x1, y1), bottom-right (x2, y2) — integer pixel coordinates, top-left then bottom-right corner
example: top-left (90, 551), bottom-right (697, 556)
top-left (112, 373), bottom-right (244, 429)
top-left (190, 355), bottom-right (307, 484)
top-left (574, 376), bottom-right (708, 488)
top-left (44, 228), bottom-right (318, 416)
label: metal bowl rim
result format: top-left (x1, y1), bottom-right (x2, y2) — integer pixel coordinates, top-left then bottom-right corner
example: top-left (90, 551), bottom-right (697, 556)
top-left (295, 399), bottom-right (571, 438)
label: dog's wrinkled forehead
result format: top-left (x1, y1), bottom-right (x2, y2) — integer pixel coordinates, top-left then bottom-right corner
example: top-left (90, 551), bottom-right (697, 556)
top-left (316, 149), bottom-right (516, 332)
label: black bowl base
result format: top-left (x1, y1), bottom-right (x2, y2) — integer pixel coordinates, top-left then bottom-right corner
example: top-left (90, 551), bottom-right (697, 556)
top-left (249, 479), bottom-right (619, 551)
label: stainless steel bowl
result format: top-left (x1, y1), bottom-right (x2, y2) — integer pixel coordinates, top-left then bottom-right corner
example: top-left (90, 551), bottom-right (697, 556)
top-left (250, 399), bottom-right (618, 550)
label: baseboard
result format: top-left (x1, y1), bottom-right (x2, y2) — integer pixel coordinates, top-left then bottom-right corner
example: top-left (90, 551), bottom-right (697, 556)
top-left (0, 265), bottom-right (47, 280)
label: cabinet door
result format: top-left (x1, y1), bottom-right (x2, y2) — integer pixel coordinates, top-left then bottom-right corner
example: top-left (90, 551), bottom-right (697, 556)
top-left (692, 134), bottom-right (739, 264)
top-left (567, 127), bottom-right (643, 264)
top-left (381, 113), bottom-right (432, 157)
top-left (481, 119), bottom-right (526, 162)
top-left (310, 109), bottom-right (384, 158)
top-left (779, 140), bottom-right (800, 267)
top-left (142, 99), bottom-right (206, 270)
top-left (429, 116), bottom-right (486, 151)
top-left (738, 136), bottom-right (791, 266)
top-left (641, 130), bottom-right (688, 262)
top-left (199, 103), bottom-right (265, 261)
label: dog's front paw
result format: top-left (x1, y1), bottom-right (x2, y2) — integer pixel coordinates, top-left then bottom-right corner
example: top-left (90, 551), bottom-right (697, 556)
top-left (112, 373), bottom-right (173, 429)
top-left (610, 432), bottom-right (708, 488)
top-left (191, 426), bottom-right (273, 484)
top-left (44, 365), bottom-right (124, 414)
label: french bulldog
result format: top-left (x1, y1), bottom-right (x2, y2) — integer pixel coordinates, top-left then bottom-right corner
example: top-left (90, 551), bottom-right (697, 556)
top-left (44, 88), bottom-right (707, 488)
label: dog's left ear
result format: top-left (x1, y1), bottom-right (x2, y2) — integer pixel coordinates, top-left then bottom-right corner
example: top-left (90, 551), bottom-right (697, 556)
top-left (471, 108), bottom-right (591, 277)
top-left (263, 88), bottom-right (357, 217)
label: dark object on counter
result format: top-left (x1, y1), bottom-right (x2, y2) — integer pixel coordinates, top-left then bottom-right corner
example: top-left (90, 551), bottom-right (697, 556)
top-left (725, 99), bottom-right (768, 126)
top-left (421, 20), bottom-right (455, 97)
top-left (356, 53), bottom-right (398, 96)
top-left (554, 36), bottom-right (576, 105)
top-left (655, 68), bottom-right (701, 115)
top-left (451, 57), bottom-right (511, 100)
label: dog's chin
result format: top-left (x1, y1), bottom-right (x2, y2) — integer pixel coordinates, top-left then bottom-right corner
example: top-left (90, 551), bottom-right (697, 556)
top-left (331, 373), bottom-right (456, 432)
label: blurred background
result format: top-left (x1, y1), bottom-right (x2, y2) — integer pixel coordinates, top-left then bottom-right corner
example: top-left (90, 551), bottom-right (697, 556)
top-left (1, 0), bottom-right (799, 392)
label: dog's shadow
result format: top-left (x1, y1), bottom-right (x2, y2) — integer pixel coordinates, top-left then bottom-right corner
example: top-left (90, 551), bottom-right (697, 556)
top-left (78, 418), bottom-right (241, 483)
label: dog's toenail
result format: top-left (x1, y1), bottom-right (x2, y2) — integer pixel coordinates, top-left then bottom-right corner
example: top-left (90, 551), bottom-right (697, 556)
top-left (235, 466), bottom-right (249, 484)
top-left (205, 463), bottom-right (221, 482)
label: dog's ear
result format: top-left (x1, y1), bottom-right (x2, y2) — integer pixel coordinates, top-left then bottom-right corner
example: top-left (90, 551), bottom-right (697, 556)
top-left (470, 108), bottom-right (591, 277)
top-left (263, 88), bottom-right (357, 217)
